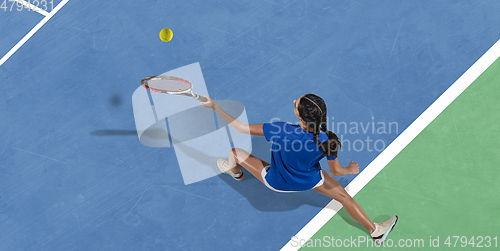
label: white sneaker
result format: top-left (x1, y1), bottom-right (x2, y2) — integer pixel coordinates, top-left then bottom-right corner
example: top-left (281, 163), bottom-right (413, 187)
top-left (217, 158), bottom-right (244, 181)
top-left (371, 215), bottom-right (398, 244)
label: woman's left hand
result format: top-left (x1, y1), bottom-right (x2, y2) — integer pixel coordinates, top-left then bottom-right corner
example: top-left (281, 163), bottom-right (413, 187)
top-left (347, 161), bottom-right (359, 175)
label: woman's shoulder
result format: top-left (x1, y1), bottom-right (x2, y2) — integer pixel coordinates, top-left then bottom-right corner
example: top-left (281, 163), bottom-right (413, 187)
top-left (271, 121), bottom-right (300, 129)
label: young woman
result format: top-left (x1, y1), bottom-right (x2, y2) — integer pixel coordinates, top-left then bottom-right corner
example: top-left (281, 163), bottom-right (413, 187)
top-left (199, 93), bottom-right (397, 244)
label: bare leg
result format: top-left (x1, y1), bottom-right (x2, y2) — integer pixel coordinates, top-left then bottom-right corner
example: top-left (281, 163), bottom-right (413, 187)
top-left (227, 148), bottom-right (269, 184)
top-left (227, 149), bottom-right (375, 233)
top-left (314, 170), bottom-right (376, 234)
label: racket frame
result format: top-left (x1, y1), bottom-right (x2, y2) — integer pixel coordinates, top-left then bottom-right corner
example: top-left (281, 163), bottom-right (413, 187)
top-left (140, 75), bottom-right (207, 102)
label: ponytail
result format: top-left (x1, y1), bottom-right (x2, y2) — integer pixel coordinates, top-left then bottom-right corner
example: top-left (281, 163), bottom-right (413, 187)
top-left (299, 94), bottom-right (342, 158)
top-left (314, 112), bottom-right (341, 158)
top-left (318, 130), bottom-right (342, 158)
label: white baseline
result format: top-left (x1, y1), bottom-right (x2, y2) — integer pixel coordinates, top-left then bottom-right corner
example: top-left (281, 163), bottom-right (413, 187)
top-left (0, 0), bottom-right (69, 67)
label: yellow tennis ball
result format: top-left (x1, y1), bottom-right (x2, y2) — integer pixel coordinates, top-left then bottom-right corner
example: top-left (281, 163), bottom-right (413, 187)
top-left (159, 28), bottom-right (173, 42)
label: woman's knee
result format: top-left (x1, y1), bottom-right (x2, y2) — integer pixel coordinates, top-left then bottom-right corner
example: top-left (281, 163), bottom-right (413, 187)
top-left (334, 187), bottom-right (354, 203)
top-left (229, 148), bottom-right (244, 155)
top-left (229, 148), bottom-right (250, 162)
top-left (316, 185), bottom-right (351, 202)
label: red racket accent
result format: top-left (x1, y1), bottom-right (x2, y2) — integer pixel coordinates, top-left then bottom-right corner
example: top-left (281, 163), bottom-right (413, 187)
top-left (140, 75), bottom-right (207, 102)
top-left (141, 76), bottom-right (192, 93)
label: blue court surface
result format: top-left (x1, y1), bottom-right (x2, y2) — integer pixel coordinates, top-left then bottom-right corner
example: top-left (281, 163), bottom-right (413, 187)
top-left (1, 1), bottom-right (500, 250)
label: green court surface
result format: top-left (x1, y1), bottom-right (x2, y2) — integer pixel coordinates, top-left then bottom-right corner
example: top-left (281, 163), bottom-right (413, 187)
top-left (299, 57), bottom-right (500, 250)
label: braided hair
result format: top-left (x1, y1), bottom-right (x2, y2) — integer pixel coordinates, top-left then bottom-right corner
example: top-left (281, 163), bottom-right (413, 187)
top-left (297, 94), bottom-right (342, 158)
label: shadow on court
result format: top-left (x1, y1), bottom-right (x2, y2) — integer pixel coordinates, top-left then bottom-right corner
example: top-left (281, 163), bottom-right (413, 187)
top-left (89, 128), bottom-right (334, 212)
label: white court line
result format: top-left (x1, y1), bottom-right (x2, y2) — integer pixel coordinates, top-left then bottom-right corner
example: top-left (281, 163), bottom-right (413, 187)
top-left (0, 0), bottom-right (69, 67)
top-left (15, 0), bottom-right (49, 16)
top-left (281, 37), bottom-right (500, 251)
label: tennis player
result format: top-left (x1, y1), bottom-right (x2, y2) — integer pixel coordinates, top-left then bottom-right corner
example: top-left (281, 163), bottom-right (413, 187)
top-left (199, 93), bottom-right (397, 244)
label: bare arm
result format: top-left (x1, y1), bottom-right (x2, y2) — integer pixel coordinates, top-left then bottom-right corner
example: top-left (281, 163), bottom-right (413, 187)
top-left (199, 96), bottom-right (265, 136)
top-left (327, 157), bottom-right (359, 176)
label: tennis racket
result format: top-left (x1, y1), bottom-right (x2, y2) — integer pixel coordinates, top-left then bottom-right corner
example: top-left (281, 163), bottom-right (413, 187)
top-left (140, 75), bottom-right (208, 102)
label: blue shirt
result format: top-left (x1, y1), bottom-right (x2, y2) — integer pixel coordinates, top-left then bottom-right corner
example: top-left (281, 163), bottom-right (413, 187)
top-left (262, 121), bottom-right (337, 191)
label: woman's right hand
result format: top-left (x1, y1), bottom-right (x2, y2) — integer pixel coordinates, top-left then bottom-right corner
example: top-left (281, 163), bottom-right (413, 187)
top-left (198, 95), bottom-right (215, 109)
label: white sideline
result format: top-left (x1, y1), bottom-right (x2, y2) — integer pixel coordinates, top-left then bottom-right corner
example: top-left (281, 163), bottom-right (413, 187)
top-left (280, 38), bottom-right (500, 251)
top-left (0, 0), bottom-right (69, 67)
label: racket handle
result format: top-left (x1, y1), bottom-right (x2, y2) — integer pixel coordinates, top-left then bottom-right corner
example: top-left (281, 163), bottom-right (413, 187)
top-left (195, 95), bottom-right (208, 102)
